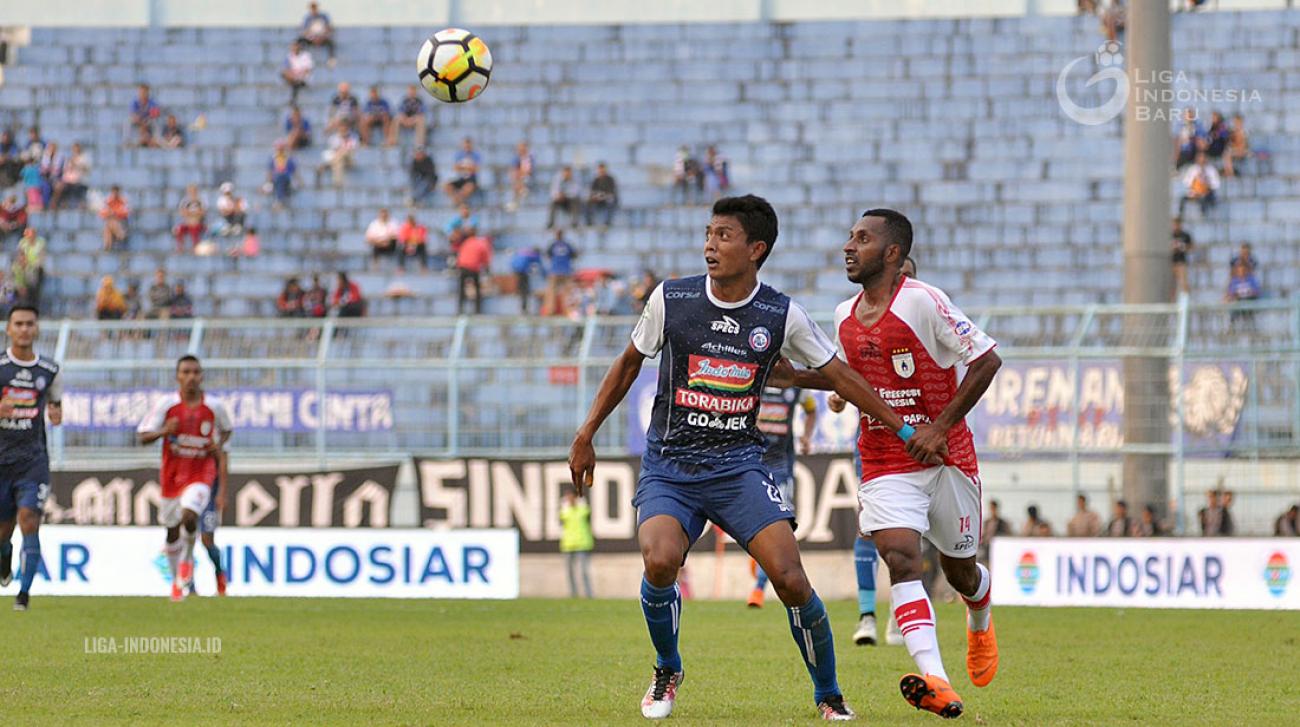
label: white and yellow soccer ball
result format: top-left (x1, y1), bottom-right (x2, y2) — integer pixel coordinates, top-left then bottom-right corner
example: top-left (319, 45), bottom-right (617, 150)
top-left (417, 28), bottom-right (493, 103)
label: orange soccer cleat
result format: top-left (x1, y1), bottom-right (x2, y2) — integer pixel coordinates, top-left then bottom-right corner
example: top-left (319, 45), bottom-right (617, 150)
top-left (215, 571), bottom-right (228, 597)
top-left (966, 617), bottom-right (999, 687)
top-left (899, 673), bottom-right (963, 719)
top-left (746, 588), bottom-right (765, 608)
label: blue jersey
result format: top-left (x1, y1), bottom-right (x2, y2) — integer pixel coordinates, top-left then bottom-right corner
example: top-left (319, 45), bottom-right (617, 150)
top-left (631, 275), bottom-right (836, 478)
top-left (757, 386), bottom-right (814, 478)
top-left (0, 350), bottom-right (62, 466)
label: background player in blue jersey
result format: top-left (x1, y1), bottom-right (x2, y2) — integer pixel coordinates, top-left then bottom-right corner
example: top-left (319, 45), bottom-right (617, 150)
top-left (0, 305), bottom-right (63, 611)
top-left (747, 384), bottom-right (816, 608)
top-left (189, 449), bottom-right (229, 597)
top-left (568, 195), bottom-right (944, 722)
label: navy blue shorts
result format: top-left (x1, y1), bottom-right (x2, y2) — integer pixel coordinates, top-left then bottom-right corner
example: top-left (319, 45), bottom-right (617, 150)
top-left (0, 456), bottom-right (51, 520)
top-left (633, 463), bottom-right (795, 551)
top-left (200, 481), bottom-right (220, 534)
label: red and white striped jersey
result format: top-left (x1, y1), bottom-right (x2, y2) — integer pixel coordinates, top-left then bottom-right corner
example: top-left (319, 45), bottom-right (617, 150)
top-left (834, 278), bottom-right (996, 482)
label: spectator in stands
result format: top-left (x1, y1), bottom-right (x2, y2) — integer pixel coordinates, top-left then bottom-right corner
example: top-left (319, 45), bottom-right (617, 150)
top-left (284, 106), bottom-right (313, 149)
top-left (123, 280), bottom-right (142, 320)
top-left (11, 227), bottom-right (46, 307)
top-left (1179, 151), bottom-right (1219, 218)
top-left (1132, 503), bottom-right (1165, 537)
top-left (443, 136), bottom-right (481, 205)
top-left (631, 270), bottom-right (658, 313)
top-left (672, 145), bottom-right (704, 204)
top-left (1099, 0), bottom-right (1124, 42)
top-left (230, 226), bottom-right (261, 259)
top-left (0, 272), bottom-right (13, 312)
top-left (365, 208), bottom-right (399, 268)
top-left (327, 82), bottom-right (361, 134)
top-left (0, 194), bottom-right (27, 248)
top-left (170, 281), bottom-right (194, 319)
top-left (1230, 242), bottom-right (1258, 275)
top-left (978, 499), bottom-right (1012, 563)
top-left (508, 141), bottom-right (534, 211)
top-left (1170, 217), bottom-right (1193, 299)
top-left (1204, 111), bottom-right (1229, 162)
top-left (1173, 108), bottom-right (1204, 169)
top-left (543, 228), bottom-right (577, 315)
top-left (0, 129), bottom-right (19, 187)
top-left (456, 231), bottom-right (493, 315)
top-left (704, 145), bottom-right (730, 197)
top-left (547, 166), bottom-right (583, 229)
top-left (1225, 113), bottom-right (1250, 178)
top-left (360, 86), bottom-right (393, 147)
top-left (397, 213), bottom-right (429, 271)
top-left (100, 185), bottom-right (130, 251)
top-left (510, 243), bottom-right (543, 314)
top-left (444, 203), bottom-right (479, 250)
top-left (560, 488), bottom-right (595, 598)
top-left (146, 269), bottom-right (172, 319)
top-left (320, 126), bottom-right (359, 187)
top-left (94, 275), bottom-right (127, 320)
top-left (266, 143), bottom-right (298, 209)
top-left (1276, 505), bottom-right (1299, 537)
top-left (332, 271), bottom-right (365, 317)
top-left (1225, 260), bottom-right (1261, 329)
top-left (19, 157), bottom-right (44, 212)
top-left (1022, 505), bottom-right (1053, 536)
top-left (393, 85), bottom-right (428, 147)
top-left (216, 182), bottom-right (247, 236)
top-left (298, 2), bottom-right (337, 67)
top-left (129, 84), bottom-right (161, 140)
top-left (160, 114), bottom-right (186, 149)
top-left (1221, 489), bottom-right (1237, 535)
top-left (1106, 500), bottom-right (1131, 536)
top-left (281, 40), bottom-right (315, 104)
top-left (277, 277), bottom-right (305, 317)
top-left (409, 146), bottom-right (438, 206)
top-left (1067, 494), bottom-right (1102, 537)
top-left (50, 142), bottom-right (90, 211)
top-left (38, 142), bottom-right (63, 207)
top-left (586, 162), bottom-right (618, 228)
top-left (174, 184), bottom-right (208, 252)
top-left (304, 273), bottom-right (328, 317)
top-left (1199, 490), bottom-right (1228, 536)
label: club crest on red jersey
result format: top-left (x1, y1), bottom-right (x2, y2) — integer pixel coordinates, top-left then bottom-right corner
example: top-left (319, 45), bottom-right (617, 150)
top-left (891, 348), bottom-right (915, 378)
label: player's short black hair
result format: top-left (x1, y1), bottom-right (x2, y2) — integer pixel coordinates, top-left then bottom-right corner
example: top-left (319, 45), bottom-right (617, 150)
top-left (176, 354), bottom-right (201, 371)
top-left (6, 304), bottom-right (38, 321)
top-left (861, 208), bottom-right (913, 261)
top-left (712, 195), bottom-right (778, 270)
top-left (1116, 499), bottom-right (1128, 510)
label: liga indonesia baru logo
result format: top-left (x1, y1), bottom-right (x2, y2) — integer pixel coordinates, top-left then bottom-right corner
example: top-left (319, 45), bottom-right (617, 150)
top-left (1056, 41), bottom-right (1128, 126)
top-left (1016, 551), bottom-right (1040, 594)
top-left (1264, 552), bottom-right (1290, 597)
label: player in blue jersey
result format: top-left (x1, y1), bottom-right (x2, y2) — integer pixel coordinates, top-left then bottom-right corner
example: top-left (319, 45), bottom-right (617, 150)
top-left (0, 306), bottom-right (63, 611)
top-left (746, 384), bottom-right (817, 608)
top-left (188, 461), bottom-right (229, 597)
top-left (569, 196), bottom-right (944, 722)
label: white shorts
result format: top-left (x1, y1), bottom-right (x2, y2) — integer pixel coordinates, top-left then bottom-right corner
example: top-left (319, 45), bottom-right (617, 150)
top-left (159, 483), bottom-right (212, 528)
top-left (857, 466), bottom-right (981, 558)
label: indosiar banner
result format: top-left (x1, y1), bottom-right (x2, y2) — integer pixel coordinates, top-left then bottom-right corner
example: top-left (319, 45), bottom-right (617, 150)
top-left (991, 537), bottom-right (1298, 610)
top-left (415, 455), bottom-right (863, 553)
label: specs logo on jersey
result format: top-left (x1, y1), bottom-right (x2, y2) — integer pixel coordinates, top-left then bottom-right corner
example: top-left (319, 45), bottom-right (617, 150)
top-left (748, 326), bottom-right (771, 352)
top-left (16, 369), bottom-right (32, 381)
top-left (710, 315), bottom-right (741, 335)
top-left (891, 348), bottom-right (915, 379)
top-left (687, 355), bottom-right (757, 392)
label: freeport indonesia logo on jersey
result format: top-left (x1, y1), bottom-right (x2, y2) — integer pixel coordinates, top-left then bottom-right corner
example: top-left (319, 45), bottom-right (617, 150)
top-left (891, 347), bottom-right (915, 378)
top-left (710, 315), bottom-right (741, 335)
top-left (686, 355), bottom-right (757, 392)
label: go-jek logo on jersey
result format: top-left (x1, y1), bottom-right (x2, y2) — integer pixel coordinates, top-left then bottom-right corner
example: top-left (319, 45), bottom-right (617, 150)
top-left (1017, 551), bottom-right (1040, 594)
top-left (687, 355), bottom-right (757, 392)
top-left (1264, 552), bottom-right (1290, 597)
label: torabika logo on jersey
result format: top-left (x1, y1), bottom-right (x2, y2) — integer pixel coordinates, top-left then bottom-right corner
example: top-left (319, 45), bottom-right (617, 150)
top-left (1017, 551), bottom-right (1040, 594)
top-left (687, 355), bottom-right (757, 392)
top-left (1264, 552), bottom-right (1290, 597)
top-left (891, 348), bottom-right (915, 379)
top-left (748, 327), bottom-right (771, 353)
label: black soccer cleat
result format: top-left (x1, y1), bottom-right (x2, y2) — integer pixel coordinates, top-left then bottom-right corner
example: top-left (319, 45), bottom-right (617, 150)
top-left (0, 548), bottom-right (11, 587)
top-left (817, 694), bottom-right (857, 721)
top-left (14, 591), bottom-right (29, 612)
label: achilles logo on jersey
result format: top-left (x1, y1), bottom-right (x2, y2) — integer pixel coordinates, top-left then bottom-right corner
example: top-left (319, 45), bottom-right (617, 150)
top-left (710, 315), bottom-right (741, 335)
top-left (891, 348), bottom-right (915, 378)
top-left (686, 355), bottom-right (758, 392)
top-left (699, 341), bottom-right (748, 357)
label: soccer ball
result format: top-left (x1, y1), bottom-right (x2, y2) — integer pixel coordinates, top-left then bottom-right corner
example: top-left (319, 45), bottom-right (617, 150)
top-left (417, 28), bottom-right (493, 103)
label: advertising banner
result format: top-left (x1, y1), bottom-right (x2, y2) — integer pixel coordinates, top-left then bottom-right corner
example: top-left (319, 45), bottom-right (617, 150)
top-left (46, 466), bottom-right (400, 527)
top-left (0, 526), bottom-right (519, 599)
top-left (415, 455), bottom-right (862, 553)
top-left (60, 388), bottom-right (394, 432)
top-left (991, 537), bottom-right (1298, 610)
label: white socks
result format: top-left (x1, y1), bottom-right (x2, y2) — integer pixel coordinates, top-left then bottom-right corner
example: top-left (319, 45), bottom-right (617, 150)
top-left (963, 563), bottom-right (992, 633)
top-left (892, 579), bottom-right (947, 680)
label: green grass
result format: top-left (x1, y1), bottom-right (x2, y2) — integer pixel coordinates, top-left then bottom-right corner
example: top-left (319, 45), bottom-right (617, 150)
top-left (2, 596), bottom-right (1297, 725)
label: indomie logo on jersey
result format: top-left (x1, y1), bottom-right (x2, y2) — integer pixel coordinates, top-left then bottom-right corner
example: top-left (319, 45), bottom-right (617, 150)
top-left (686, 355), bottom-right (757, 392)
top-left (710, 316), bottom-right (741, 335)
top-left (1, 387), bottom-right (39, 419)
top-left (1264, 552), bottom-right (1290, 597)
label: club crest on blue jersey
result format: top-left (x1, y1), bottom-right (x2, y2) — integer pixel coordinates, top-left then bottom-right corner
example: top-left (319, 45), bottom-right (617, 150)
top-left (749, 327), bottom-right (772, 352)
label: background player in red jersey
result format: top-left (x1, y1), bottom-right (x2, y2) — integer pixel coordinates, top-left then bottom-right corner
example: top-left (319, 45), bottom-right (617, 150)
top-left (785, 210), bottom-right (1002, 719)
top-left (137, 355), bottom-right (232, 602)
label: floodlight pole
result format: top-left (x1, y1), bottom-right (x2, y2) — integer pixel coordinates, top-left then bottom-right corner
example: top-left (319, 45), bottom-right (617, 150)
top-left (1121, 1), bottom-right (1173, 517)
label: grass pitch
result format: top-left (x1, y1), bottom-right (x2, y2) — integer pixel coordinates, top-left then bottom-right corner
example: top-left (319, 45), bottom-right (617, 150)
top-left (1, 596), bottom-right (1296, 725)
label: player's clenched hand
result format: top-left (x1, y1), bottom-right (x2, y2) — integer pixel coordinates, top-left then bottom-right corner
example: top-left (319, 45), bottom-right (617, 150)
top-left (904, 423), bottom-right (949, 466)
top-left (568, 434), bottom-right (596, 495)
top-left (767, 357), bottom-right (796, 388)
top-left (827, 393), bottom-right (847, 413)
top-left (162, 418), bottom-right (180, 436)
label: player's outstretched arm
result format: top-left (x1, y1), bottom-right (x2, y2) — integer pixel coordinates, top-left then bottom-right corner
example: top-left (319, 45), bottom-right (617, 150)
top-left (569, 342), bottom-right (646, 494)
top-left (817, 358), bottom-right (945, 466)
top-left (905, 350), bottom-right (1001, 463)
